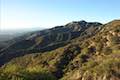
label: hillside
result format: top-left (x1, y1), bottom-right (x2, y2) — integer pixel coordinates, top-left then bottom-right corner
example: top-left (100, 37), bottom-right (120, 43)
top-left (0, 20), bottom-right (120, 80)
top-left (0, 21), bottom-right (102, 66)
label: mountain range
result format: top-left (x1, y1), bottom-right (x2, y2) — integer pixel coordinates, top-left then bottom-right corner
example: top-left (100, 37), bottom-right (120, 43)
top-left (0, 20), bottom-right (120, 80)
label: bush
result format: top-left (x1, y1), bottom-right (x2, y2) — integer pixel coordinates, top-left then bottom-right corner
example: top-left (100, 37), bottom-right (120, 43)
top-left (79, 54), bottom-right (89, 63)
top-left (96, 43), bottom-right (103, 52)
top-left (102, 47), bottom-right (112, 55)
top-left (81, 48), bottom-right (89, 55)
top-left (110, 36), bottom-right (119, 45)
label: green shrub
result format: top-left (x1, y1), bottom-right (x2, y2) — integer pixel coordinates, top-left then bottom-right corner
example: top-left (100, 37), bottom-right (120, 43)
top-left (0, 65), bottom-right (57, 80)
top-left (81, 48), bottom-right (89, 55)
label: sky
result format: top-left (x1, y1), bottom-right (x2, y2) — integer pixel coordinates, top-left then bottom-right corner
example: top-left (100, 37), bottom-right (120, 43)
top-left (0, 0), bottom-right (120, 31)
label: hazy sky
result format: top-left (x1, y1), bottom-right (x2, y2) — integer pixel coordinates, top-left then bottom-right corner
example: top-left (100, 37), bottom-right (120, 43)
top-left (0, 0), bottom-right (120, 30)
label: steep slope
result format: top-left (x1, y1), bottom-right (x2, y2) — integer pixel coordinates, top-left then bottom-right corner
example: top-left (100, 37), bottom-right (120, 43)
top-left (0, 20), bottom-right (120, 80)
top-left (61, 20), bottom-right (120, 80)
top-left (0, 21), bottom-right (102, 66)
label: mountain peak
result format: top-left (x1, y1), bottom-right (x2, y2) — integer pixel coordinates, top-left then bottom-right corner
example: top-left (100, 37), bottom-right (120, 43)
top-left (64, 20), bottom-right (102, 32)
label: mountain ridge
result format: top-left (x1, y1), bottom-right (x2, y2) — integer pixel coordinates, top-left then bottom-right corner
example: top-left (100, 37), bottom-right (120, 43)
top-left (0, 20), bottom-right (102, 67)
top-left (0, 20), bottom-right (120, 80)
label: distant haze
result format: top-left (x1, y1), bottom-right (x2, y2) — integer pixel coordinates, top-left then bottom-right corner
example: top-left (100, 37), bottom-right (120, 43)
top-left (0, 27), bottom-right (45, 42)
top-left (0, 27), bottom-right (45, 35)
top-left (1, 0), bottom-right (120, 30)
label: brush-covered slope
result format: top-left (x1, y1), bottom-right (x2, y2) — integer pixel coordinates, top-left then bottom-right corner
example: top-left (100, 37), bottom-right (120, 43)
top-left (0, 21), bottom-right (102, 66)
top-left (0, 20), bottom-right (120, 80)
